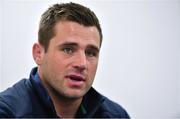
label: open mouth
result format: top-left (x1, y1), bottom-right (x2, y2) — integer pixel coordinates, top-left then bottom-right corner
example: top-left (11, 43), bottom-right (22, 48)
top-left (67, 75), bottom-right (85, 82)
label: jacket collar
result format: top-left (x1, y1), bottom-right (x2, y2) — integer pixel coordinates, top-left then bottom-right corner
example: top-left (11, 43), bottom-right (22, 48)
top-left (29, 67), bottom-right (57, 117)
top-left (80, 88), bottom-right (105, 117)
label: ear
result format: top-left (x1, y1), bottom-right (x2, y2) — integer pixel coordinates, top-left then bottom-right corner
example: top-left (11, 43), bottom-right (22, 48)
top-left (32, 43), bottom-right (44, 65)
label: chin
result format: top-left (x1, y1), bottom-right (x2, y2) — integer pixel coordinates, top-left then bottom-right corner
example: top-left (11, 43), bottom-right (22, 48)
top-left (67, 92), bottom-right (85, 99)
top-left (62, 89), bottom-right (88, 99)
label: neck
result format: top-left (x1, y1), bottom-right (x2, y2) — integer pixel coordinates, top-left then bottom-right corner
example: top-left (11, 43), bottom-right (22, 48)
top-left (51, 94), bottom-right (82, 118)
top-left (41, 82), bottom-right (82, 117)
top-left (38, 69), bottom-right (82, 118)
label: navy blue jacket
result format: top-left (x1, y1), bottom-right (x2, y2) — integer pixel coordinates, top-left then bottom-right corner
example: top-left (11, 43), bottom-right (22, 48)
top-left (0, 68), bottom-right (130, 118)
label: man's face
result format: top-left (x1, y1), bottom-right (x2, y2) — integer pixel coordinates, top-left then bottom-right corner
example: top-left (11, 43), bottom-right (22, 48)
top-left (36, 21), bottom-right (100, 99)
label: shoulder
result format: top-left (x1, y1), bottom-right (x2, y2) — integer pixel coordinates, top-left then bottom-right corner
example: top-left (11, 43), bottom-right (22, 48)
top-left (99, 96), bottom-right (130, 118)
top-left (0, 79), bottom-right (33, 117)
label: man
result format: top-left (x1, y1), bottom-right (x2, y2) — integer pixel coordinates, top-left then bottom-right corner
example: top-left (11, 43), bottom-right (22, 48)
top-left (0, 2), bottom-right (129, 118)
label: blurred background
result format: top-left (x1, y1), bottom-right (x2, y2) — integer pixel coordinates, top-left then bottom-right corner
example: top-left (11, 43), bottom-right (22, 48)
top-left (0, 0), bottom-right (180, 118)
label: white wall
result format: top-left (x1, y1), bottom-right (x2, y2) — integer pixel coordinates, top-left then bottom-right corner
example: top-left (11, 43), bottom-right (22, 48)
top-left (0, 0), bottom-right (2, 91)
top-left (0, 0), bottom-right (180, 118)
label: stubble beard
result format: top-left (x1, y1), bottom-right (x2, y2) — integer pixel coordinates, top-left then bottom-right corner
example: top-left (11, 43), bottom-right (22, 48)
top-left (45, 77), bottom-right (92, 101)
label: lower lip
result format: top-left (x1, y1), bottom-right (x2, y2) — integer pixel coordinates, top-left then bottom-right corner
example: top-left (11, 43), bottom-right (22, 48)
top-left (66, 78), bottom-right (85, 87)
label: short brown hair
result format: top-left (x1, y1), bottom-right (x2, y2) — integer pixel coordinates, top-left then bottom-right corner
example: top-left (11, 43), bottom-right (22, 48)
top-left (38, 2), bottom-right (103, 52)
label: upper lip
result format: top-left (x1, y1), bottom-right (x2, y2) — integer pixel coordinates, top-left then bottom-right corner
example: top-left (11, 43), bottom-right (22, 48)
top-left (66, 74), bottom-right (86, 81)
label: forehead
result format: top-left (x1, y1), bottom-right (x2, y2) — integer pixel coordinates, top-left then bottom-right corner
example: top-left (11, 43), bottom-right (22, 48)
top-left (52, 21), bottom-right (101, 48)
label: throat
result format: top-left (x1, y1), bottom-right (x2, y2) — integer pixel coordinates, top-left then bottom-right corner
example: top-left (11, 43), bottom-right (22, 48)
top-left (54, 98), bottom-right (82, 118)
top-left (46, 89), bottom-right (83, 118)
top-left (40, 77), bottom-right (83, 118)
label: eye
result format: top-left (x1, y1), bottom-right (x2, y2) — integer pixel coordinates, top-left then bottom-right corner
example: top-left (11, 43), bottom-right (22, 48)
top-left (63, 47), bottom-right (74, 54)
top-left (85, 49), bottom-right (98, 57)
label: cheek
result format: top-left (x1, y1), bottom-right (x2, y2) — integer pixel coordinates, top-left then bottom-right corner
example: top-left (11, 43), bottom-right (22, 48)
top-left (43, 53), bottom-right (61, 73)
top-left (88, 61), bottom-right (98, 76)
top-left (51, 54), bottom-right (71, 75)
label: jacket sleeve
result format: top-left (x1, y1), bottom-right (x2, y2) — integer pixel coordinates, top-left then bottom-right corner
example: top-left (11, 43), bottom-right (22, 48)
top-left (0, 98), bottom-right (14, 117)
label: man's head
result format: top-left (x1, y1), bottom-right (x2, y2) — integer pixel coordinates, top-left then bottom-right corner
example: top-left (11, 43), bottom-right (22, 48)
top-left (38, 2), bottom-right (102, 52)
top-left (33, 2), bottom-right (102, 100)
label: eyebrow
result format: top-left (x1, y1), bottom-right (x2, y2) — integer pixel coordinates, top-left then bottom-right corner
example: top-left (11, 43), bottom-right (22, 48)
top-left (86, 45), bottom-right (100, 53)
top-left (58, 42), bottom-right (78, 47)
top-left (58, 41), bottom-right (100, 52)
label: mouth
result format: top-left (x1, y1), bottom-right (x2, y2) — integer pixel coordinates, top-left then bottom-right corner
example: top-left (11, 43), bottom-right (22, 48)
top-left (65, 74), bottom-right (86, 87)
top-left (66, 74), bottom-right (85, 82)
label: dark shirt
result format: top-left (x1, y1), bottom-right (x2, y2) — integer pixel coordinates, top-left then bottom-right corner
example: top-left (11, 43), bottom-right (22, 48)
top-left (0, 67), bottom-right (130, 118)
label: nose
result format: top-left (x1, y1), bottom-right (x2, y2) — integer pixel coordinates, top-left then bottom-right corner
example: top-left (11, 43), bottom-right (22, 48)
top-left (73, 51), bottom-right (87, 72)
